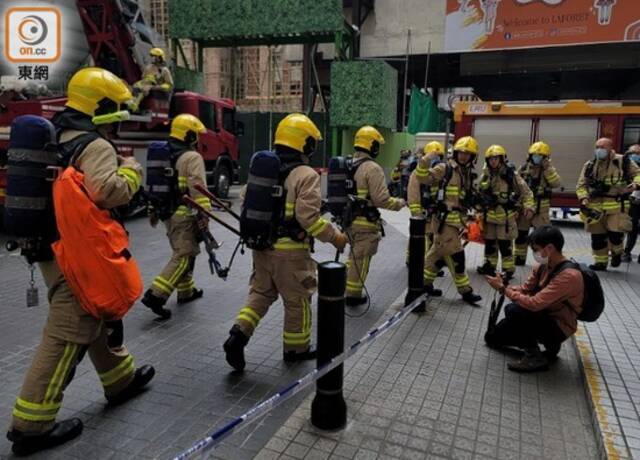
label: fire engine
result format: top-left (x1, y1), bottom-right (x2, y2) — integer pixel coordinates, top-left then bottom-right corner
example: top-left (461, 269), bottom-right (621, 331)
top-left (0, 0), bottom-right (242, 219)
top-left (454, 99), bottom-right (640, 208)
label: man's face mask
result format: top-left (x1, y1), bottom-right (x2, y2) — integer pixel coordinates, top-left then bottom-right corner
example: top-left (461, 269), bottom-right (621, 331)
top-left (532, 245), bottom-right (550, 265)
top-left (594, 148), bottom-right (609, 160)
top-left (530, 154), bottom-right (543, 165)
top-left (630, 153), bottom-right (640, 164)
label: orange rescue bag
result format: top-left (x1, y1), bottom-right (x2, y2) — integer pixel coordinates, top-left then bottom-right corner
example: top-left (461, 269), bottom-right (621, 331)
top-left (466, 218), bottom-right (485, 245)
top-left (51, 167), bottom-right (142, 320)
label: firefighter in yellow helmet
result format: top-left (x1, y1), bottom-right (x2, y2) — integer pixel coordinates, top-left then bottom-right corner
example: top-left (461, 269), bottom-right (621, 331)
top-left (130, 47), bottom-right (174, 112)
top-left (476, 145), bottom-right (534, 280)
top-left (141, 114), bottom-right (210, 319)
top-left (414, 136), bottom-right (483, 305)
top-left (514, 141), bottom-right (562, 265)
top-left (7, 67), bottom-right (154, 456)
top-left (223, 114), bottom-right (347, 371)
top-left (407, 141), bottom-right (446, 275)
top-left (344, 126), bottom-right (406, 306)
top-left (576, 137), bottom-right (640, 271)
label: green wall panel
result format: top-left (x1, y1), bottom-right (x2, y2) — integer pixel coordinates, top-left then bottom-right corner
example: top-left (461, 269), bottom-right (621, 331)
top-left (330, 60), bottom-right (398, 130)
top-left (341, 129), bottom-right (415, 175)
top-left (173, 66), bottom-right (204, 93)
top-left (169, 0), bottom-right (342, 42)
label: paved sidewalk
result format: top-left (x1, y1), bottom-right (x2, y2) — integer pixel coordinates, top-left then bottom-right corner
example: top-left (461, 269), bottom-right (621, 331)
top-left (565, 226), bottom-right (640, 459)
top-left (0, 189), bottom-right (409, 459)
top-left (252, 212), bottom-right (599, 460)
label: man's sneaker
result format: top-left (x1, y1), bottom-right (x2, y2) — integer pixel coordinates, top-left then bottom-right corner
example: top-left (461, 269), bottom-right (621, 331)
top-left (507, 348), bottom-right (549, 373)
top-left (515, 256), bottom-right (526, 266)
top-left (283, 348), bottom-right (316, 363)
top-left (476, 263), bottom-right (496, 276)
top-left (462, 291), bottom-right (482, 305)
top-left (177, 288), bottom-right (204, 305)
top-left (141, 290), bottom-right (172, 319)
top-left (7, 418), bottom-right (84, 457)
top-left (345, 296), bottom-right (367, 307)
top-left (588, 263), bottom-right (607, 272)
top-left (106, 365), bottom-right (155, 406)
top-left (611, 254), bottom-right (622, 268)
top-left (621, 253), bottom-right (632, 263)
top-left (223, 325), bottom-right (249, 372)
top-left (424, 285), bottom-right (442, 297)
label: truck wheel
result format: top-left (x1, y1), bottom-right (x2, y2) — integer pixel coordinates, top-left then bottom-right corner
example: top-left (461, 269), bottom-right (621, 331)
top-left (213, 165), bottom-right (231, 199)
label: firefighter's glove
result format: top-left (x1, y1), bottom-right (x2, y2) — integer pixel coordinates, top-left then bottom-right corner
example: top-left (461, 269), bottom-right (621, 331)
top-left (119, 156), bottom-right (144, 178)
top-left (523, 208), bottom-right (534, 220)
top-left (197, 216), bottom-right (209, 233)
top-left (333, 232), bottom-right (348, 252)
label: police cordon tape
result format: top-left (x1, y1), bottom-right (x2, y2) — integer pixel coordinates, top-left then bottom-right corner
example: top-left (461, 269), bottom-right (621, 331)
top-left (172, 291), bottom-right (430, 460)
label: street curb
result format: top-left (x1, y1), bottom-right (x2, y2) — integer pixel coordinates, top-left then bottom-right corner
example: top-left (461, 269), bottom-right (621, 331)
top-left (573, 325), bottom-right (629, 460)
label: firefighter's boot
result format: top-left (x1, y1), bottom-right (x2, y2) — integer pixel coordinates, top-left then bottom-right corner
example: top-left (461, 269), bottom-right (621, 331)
top-left (588, 263), bottom-right (607, 272)
top-left (610, 254), bottom-right (622, 268)
top-left (424, 285), bottom-right (442, 297)
top-left (141, 289), bottom-right (172, 319)
top-left (177, 288), bottom-right (204, 305)
top-left (223, 325), bottom-right (249, 372)
top-left (7, 418), bottom-right (84, 457)
top-left (346, 295), bottom-right (367, 307)
top-left (106, 365), bottom-right (156, 406)
top-left (462, 291), bottom-right (482, 305)
top-left (476, 262), bottom-right (496, 276)
top-left (284, 348), bottom-right (317, 363)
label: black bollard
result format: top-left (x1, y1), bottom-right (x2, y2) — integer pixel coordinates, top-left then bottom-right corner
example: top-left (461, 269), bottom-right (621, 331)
top-left (405, 217), bottom-right (426, 312)
top-left (311, 261), bottom-right (347, 430)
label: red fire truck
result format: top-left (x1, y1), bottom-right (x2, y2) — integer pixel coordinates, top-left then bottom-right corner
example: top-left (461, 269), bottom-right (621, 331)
top-left (454, 100), bottom-right (640, 208)
top-left (0, 0), bottom-right (242, 219)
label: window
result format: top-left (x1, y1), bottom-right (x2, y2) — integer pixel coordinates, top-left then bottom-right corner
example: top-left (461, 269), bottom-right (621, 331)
top-left (223, 107), bottom-right (235, 133)
top-left (198, 101), bottom-right (216, 131)
top-left (623, 117), bottom-right (640, 152)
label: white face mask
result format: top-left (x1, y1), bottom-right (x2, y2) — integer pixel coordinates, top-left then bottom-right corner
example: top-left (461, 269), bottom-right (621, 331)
top-left (533, 251), bottom-right (548, 265)
top-left (594, 148), bottom-right (608, 160)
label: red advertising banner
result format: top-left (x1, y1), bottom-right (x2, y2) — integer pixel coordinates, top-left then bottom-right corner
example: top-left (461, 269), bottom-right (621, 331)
top-left (445, 0), bottom-right (640, 52)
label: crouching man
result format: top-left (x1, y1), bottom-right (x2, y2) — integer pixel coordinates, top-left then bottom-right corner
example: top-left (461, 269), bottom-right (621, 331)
top-left (484, 225), bottom-right (583, 372)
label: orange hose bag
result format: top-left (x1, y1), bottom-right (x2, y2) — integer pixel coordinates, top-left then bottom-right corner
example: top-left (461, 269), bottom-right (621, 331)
top-left (51, 167), bottom-right (142, 320)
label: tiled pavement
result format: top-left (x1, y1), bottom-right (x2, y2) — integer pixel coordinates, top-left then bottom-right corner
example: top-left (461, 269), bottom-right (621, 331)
top-left (1, 194), bottom-right (638, 459)
top-left (253, 212), bottom-right (600, 460)
top-left (0, 188), bottom-right (408, 459)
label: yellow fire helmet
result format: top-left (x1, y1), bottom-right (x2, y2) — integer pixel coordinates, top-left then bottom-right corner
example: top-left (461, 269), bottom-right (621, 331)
top-left (485, 144), bottom-right (507, 158)
top-left (66, 67), bottom-right (133, 119)
top-left (529, 141), bottom-right (551, 157)
top-left (423, 141), bottom-right (445, 156)
top-left (170, 113), bottom-right (206, 143)
top-left (150, 47), bottom-right (166, 61)
top-left (274, 113), bottom-right (322, 156)
top-left (453, 136), bottom-right (479, 155)
top-left (354, 125), bottom-right (385, 157)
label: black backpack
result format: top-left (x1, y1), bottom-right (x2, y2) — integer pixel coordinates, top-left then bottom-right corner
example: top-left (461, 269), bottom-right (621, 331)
top-left (545, 259), bottom-right (605, 322)
top-left (326, 156), bottom-right (374, 228)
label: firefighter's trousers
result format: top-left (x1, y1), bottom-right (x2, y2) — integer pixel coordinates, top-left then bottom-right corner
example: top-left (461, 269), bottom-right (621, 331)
top-left (586, 212), bottom-right (632, 266)
top-left (150, 215), bottom-right (200, 302)
top-left (235, 249), bottom-right (317, 353)
top-left (10, 261), bottom-right (135, 434)
top-left (483, 219), bottom-right (518, 274)
top-left (346, 228), bottom-right (381, 298)
top-left (424, 224), bottom-right (472, 294)
top-left (514, 207), bottom-right (551, 261)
